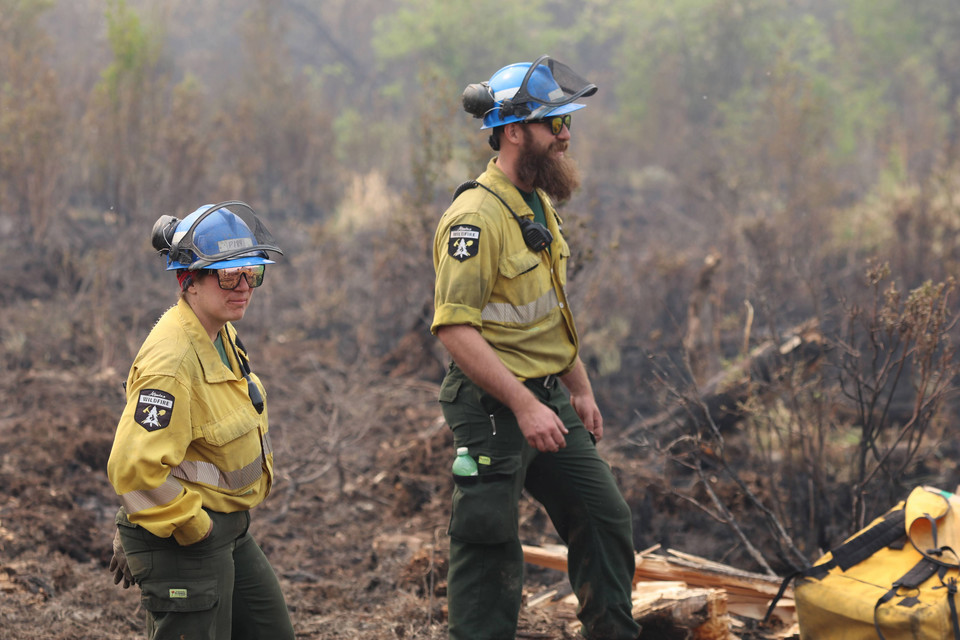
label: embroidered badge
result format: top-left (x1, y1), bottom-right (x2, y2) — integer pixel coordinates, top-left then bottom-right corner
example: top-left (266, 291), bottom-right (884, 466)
top-left (448, 224), bottom-right (480, 262)
top-left (169, 588), bottom-right (188, 599)
top-left (135, 389), bottom-right (174, 432)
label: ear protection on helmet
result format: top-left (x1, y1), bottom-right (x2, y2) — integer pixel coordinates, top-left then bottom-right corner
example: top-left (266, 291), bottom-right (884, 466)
top-left (452, 180), bottom-right (554, 253)
top-left (462, 81), bottom-right (495, 119)
top-left (151, 215), bottom-right (181, 254)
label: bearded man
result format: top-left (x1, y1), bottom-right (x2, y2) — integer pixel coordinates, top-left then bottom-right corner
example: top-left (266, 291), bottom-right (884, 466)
top-left (431, 57), bottom-right (642, 640)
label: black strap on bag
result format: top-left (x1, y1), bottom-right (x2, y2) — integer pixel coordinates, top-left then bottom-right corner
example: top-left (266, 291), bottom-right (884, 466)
top-left (763, 569), bottom-right (804, 624)
top-left (873, 559), bottom-right (960, 640)
top-left (947, 578), bottom-right (960, 638)
top-left (763, 508), bottom-right (907, 624)
top-left (765, 494), bottom-right (960, 636)
top-left (815, 509), bottom-right (908, 576)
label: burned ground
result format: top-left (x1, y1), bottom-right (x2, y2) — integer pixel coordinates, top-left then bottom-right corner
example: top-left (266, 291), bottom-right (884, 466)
top-left (0, 336), bottom-right (805, 640)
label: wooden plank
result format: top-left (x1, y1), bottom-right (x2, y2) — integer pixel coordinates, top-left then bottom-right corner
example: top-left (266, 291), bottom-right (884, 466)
top-left (524, 549), bottom-right (732, 639)
top-left (632, 582), bottom-right (730, 640)
top-left (522, 543), bottom-right (796, 626)
top-left (522, 544), bottom-right (568, 573)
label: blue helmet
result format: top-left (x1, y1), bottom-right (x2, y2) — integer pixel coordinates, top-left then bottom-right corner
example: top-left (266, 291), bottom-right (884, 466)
top-left (151, 201), bottom-right (282, 271)
top-left (461, 55), bottom-right (598, 130)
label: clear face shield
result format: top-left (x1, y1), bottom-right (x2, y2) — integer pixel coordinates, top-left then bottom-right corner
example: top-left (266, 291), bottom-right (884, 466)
top-left (501, 55), bottom-right (598, 120)
top-left (151, 201), bottom-right (283, 270)
top-left (462, 55), bottom-right (598, 129)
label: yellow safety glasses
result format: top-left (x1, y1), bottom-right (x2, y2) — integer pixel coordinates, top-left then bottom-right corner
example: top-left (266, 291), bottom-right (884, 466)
top-left (529, 114), bottom-right (572, 135)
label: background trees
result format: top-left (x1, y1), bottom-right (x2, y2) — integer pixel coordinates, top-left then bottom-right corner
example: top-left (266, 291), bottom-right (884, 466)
top-left (4, 0), bottom-right (960, 573)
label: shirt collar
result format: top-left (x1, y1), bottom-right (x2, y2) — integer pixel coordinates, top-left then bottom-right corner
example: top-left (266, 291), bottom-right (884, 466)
top-left (175, 298), bottom-right (239, 383)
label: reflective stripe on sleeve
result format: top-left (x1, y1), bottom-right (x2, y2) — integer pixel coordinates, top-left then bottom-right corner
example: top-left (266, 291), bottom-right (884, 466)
top-left (171, 451), bottom-right (265, 491)
top-left (120, 434), bottom-right (273, 514)
top-left (481, 288), bottom-right (559, 325)
top-left (121, 476), bottom-right (184, 515)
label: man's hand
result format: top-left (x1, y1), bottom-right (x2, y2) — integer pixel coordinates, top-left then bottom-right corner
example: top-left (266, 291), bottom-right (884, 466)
top-left (570, 393), bottom-right (604, 442)
top-left (562, 358), bottom-right (604, 442)
top-left (515, 400), bottom-right (568, 452)
top-left (435, 325), bottom-right (571, 452)
top-left (109, 529), bottom-right (134, 589)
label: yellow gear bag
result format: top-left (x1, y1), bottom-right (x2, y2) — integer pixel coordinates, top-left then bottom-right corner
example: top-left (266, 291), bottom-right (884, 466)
top-left (767, 486), bottom-right (960, 639)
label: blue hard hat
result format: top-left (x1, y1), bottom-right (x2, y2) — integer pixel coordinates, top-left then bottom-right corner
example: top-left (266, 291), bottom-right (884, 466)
top-left (154, 201), bottom-right (282, 271)
top-left (477, 55), bottom-right (597, 130)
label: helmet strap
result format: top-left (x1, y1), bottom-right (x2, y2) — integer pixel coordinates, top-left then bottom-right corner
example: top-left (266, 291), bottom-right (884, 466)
top-left (488, 127), bottom-right (502, 151)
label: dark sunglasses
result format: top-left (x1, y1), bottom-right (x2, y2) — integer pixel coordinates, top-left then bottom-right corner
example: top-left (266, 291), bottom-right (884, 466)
top-left (529, 114), bottom-right (572, 135)
top-left (214, 265), bottom-right (265, 290)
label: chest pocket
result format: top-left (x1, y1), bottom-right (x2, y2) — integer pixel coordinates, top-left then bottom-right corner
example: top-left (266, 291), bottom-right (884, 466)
top-left (497, 250), bottom-right (545, 305)
top-left (197, 405), bottom-right (259, 446)
top-left (501, 250), bottom-right (541, 279)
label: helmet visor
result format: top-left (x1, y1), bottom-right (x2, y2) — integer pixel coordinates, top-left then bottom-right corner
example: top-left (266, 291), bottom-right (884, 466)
top-left (510, 55), bottom-right (597, 120)
top-left (171, 201), bottom-right (283, 271)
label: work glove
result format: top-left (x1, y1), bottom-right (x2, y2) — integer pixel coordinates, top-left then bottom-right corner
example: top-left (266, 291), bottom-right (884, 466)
top-left (109, 529), bottom-right (134, 589)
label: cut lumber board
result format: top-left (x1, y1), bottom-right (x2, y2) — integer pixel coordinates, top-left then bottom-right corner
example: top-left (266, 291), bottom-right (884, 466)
top-left (638, 549), bottom-right (788, 599)
top-left (522, 544), bottom-right (569, 573)
top-left (522, 543), bottom-right (796, 628)
top-left (631, 581), bottom-right (730, 639)
top-left (527, 579), bottom-right (732, 639)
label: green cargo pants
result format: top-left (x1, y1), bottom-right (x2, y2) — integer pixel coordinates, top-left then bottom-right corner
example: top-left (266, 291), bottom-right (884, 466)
top-left (116, 508), bottom-right (294, 640)
top-left (439, 364), bottom-right (641, 640)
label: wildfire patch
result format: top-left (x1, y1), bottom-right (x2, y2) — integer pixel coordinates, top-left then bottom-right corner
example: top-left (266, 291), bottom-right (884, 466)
top-left (135, 389), bottom-right (175, 432)
top-left (448, 224), bottom-right (481, 262)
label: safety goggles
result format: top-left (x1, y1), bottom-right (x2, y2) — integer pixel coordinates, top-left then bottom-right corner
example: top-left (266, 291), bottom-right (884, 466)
top-left (215, 265), bottom-right (265, 290)
top-left (529, 114), bottom-right (571, 135)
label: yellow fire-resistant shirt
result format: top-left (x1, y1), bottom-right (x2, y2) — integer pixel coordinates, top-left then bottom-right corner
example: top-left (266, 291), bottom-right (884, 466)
top-left (432, 158), bottom-right (580, 379)
top-left (107, 298), bottom-right (274, 545)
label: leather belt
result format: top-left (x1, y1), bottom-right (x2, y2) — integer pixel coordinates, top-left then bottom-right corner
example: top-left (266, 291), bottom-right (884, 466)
top-left (525, 374), bottom-right (559, 390)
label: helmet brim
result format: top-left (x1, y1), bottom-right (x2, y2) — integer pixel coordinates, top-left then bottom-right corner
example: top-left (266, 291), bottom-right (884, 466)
top-left (166, 254), bottom-right (275, 271)
top-left (481, 101), bottom-right (586, 130)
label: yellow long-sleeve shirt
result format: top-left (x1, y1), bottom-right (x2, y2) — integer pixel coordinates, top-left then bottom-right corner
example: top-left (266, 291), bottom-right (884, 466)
top-left (107, 298), bottom-right (274, 545)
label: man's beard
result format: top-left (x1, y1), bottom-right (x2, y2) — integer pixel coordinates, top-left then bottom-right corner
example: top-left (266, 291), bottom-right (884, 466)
top-left (516, 127), bottom-right (581, 203)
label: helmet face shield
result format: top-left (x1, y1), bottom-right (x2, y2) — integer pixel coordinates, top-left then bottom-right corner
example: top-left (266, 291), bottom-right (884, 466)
top-left (503, 56), bottom-right (597, 119)
top-left (155, 201), bottom-right (283, 271)
top-left (474, 55), bottom-right (597, 130)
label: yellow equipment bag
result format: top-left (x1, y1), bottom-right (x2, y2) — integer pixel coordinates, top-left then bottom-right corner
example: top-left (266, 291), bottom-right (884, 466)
top-left (767, 486), bottom-right (960, 639)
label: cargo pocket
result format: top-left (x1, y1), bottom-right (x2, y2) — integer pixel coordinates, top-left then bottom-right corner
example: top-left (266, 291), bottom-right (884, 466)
top-left (448, 453), bottom-right (520, 545)
top-left (438, 374), bottom-right (463, 404)
top-left (140, 578), bottom-right (219, 614)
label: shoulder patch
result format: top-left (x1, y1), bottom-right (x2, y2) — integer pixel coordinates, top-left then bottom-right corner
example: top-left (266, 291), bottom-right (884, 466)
top-left (448, 224), bottom-right (481, 262)
top-left (135, 389), bottom-right (175, 432)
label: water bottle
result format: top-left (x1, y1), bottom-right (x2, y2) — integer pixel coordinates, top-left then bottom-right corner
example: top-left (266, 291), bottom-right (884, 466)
top-left (452, 446), bottom-right (478, 476)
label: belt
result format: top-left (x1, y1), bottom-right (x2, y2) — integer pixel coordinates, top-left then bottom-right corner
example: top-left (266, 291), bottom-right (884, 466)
top-left (525, 374), bottom-right (559, 390)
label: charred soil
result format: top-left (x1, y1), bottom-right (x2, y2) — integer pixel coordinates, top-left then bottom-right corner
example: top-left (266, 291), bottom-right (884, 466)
top-left (0, 348), bottom-right (799, 639)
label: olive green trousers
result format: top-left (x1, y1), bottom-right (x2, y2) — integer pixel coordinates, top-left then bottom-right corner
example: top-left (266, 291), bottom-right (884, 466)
top-left (439, 364), bottom-right (641, 640)
top-left (116, 508), bottom-right (294, 640)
